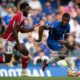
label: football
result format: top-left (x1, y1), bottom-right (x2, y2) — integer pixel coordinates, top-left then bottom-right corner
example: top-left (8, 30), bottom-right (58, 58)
top-left (67, 68), bottom-right (78, 77)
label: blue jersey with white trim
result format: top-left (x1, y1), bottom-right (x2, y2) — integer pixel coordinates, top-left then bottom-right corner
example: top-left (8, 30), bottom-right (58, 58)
top-left (47, 21), bottom-right (70, 40)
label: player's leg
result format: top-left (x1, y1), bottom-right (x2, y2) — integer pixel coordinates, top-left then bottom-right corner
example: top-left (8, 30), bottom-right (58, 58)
top-left (0, 38), bottom-right (6, 63)
top-left (65, 57), bottom-right (76, 69)
top-left (14, 43), bottom-right (30, 76)
top-left (65, 57), bottom-right (78, 77)
top-left (42, 40), bottom-right (61, 71)
top-left (64, 39), bottom-right (78, 76)
top-left (0, 55), bottom-right (12, 65)
top-left (0, 39), bottom-right (14, 66)
top-left (42, 40), bottom-right (69, 71)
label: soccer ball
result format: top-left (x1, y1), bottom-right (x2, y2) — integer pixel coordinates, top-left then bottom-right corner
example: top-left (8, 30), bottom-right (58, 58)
top-left (67, 68), bottom-right (78, 77)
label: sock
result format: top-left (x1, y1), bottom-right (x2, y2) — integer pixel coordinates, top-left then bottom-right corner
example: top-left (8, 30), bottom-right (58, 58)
top-left (65, 57), bottom-right (76, 68)
top-left (0, 56), bottom-right (4, 63)
top-left (48, 57), bottom-right (61, 64)
top-left (22, 56), bottom-right (29, 69)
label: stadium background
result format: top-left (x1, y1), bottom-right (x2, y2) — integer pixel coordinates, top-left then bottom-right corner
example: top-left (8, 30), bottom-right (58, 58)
top-left (0, 0), bottom-right (80, 78)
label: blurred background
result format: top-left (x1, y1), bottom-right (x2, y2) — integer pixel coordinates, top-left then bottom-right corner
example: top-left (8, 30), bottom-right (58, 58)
top-left (0, 0), bottom-right (80, 77)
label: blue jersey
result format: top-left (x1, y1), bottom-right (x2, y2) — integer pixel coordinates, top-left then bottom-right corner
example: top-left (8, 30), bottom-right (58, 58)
top-left (47, 21), bottom-right (70, 40)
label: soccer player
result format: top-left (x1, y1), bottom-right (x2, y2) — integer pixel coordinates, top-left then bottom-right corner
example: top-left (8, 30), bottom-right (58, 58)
top-left (0, 2), bottom-right (34, 76)
top-left (35, 13), bottom-right (70, 71)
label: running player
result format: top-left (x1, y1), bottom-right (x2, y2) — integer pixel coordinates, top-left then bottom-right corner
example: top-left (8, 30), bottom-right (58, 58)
top-left (0, 2), bottom-right (34, 76)
top-left (35, 13), bottom-right (70, 71)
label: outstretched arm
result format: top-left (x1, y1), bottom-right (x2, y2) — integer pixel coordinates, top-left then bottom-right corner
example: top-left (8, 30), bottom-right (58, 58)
top-left (35, 25), bottom-right (48, 42)
top-left (20, 27), bottom-right (34, 33)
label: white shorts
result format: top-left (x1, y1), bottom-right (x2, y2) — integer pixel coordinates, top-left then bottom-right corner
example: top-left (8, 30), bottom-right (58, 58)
top-left (2, 38), bottom-right (16, 54)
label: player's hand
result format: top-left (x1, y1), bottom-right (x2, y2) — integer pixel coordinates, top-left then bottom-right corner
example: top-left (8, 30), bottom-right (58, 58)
top-left (58, 40), bottom-right (66, 44)
top-left (34, 25), bottom-right (39, 30)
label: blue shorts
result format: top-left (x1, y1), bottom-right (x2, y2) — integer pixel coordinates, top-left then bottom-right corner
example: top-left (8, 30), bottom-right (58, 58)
top-left (47, 39), bottom-right (64, 51)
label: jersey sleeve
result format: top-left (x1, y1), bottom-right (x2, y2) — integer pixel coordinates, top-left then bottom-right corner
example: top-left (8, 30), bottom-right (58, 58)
top-left (10, 12), bottom-right (23, 28)
top-left (14, 12), bottom-right (23, 26)
top-left (46, 21), bottom-right (55, 29)
top-left (8, 16), bottom-right (15, 28)
top-left (66, 24), bottom-right (70, 34)
top-left (64, 24), bottom-right (70, 39)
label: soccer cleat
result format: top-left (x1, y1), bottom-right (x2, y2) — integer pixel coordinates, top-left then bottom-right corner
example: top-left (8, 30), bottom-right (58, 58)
top-left (67, 68), bottom-right (78, 77)
top-left (42, 60), bottom-right (48, 71)
top-left (21, 69), bottom-right (30, 76)
top-left (0, 56), bottom-right (4, 63)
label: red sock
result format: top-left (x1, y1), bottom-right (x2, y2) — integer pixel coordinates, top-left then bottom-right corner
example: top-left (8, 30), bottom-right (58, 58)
top-left (0, 56), bottom-right (4, 63)
top-left (22, 56), bottom-right (29, 69)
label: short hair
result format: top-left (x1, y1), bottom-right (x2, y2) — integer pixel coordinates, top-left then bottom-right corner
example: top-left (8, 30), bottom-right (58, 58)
top-left (62, 13), bottom-right (70, 19)
top-left (19, 2), bottom-right (29, 10)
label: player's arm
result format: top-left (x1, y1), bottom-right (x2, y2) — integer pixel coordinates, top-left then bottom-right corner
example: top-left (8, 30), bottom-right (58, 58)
top-left (35, 22), bottom-right (56, 42)
top-left (12, 22), bottom-right (20, 45)
top-left (20, 27), bottom-right (34, 33)
top-left (58, 34), bottom-right (70, 45)
top-left (35, 25), bottom-right (48, 42)
top-left (10, 13), bottom-right (22, 45)
top-left (12, 21), bottom-right (24, 52)
top-left (64, 25), bottom-right (70, 40)
top-left (58, 40), bottom-right (67, 44)
top-left (59, 25), bottom-right (70, 44)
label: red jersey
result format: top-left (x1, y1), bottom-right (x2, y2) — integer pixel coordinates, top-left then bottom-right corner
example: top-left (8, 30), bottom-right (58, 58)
top-left (2, 11), bottom-right (24, 41)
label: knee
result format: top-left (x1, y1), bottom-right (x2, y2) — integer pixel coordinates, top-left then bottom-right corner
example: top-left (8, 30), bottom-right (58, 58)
top-left (5, 54), bottom-right (12, 63)
top-left (18, 43), bottom-right (29, 56)
top-left (58, 48), bottom-right (69, 60)
top-left (21, 48), bottom-right (29, 56)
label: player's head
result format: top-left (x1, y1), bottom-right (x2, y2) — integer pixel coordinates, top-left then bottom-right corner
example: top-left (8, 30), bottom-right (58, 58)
top-left (19, 2), bottom-right (30, 17)
top-left (62, 13), bottom-right (70, 26)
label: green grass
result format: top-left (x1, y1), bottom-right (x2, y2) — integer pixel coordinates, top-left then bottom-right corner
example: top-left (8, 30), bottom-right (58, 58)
top-left (0, 77), bottom-right (80, 80)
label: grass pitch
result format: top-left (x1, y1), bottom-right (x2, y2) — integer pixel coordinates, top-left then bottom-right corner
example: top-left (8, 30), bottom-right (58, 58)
top-left (0, 77), bottom-right (80, 80)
